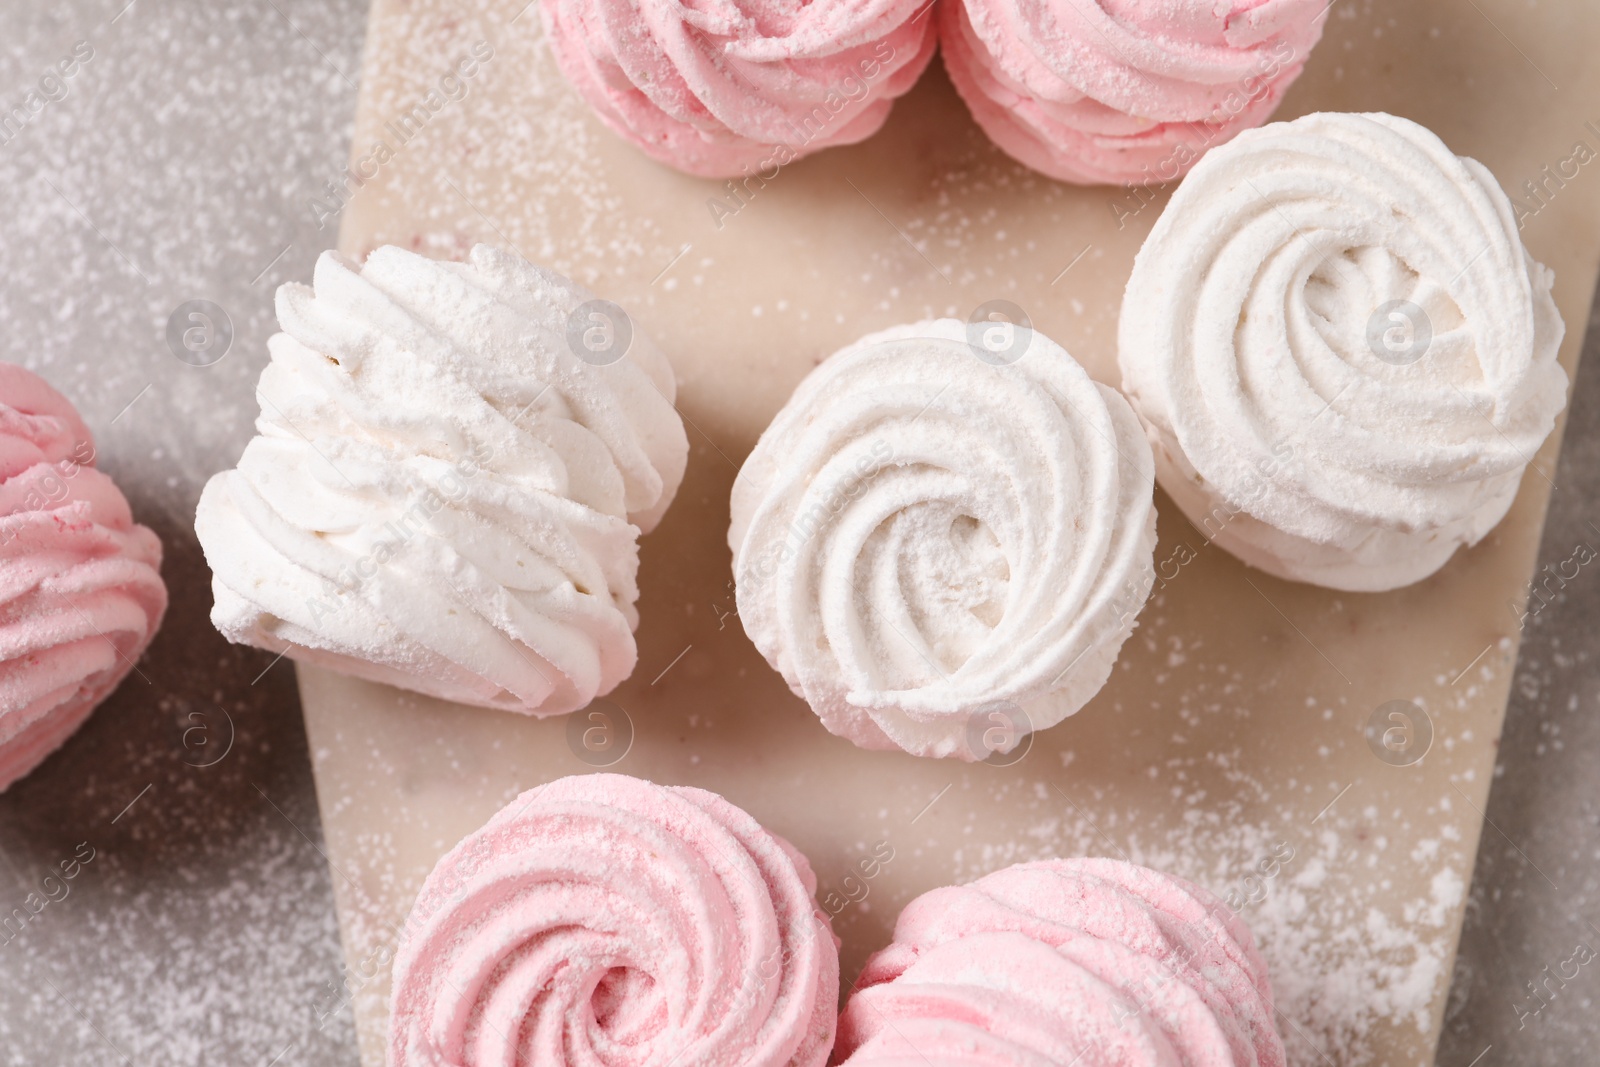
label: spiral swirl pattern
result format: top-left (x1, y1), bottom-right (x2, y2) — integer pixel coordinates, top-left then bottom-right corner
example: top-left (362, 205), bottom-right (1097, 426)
top-left (0, 364), bottom-right (166, 791)
top-left (1118, 111), bottom-right (1568, 591)
top-left (729, 321), bottom-right (1155, 760)
top-left (388, 774), bottom-right (840, 1067)
top-left (541, 0), bottom-right (936, 177)
top-left (195, 245), bottom-right (688, 714)
top-left (941, 0), bottom-right (1326, 185)
top-left (836, 859), bottom-right (1285, 1067)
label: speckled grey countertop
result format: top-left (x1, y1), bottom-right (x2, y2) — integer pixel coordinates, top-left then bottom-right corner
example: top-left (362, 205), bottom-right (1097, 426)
top-left (0, 2), bottom-right (1594, 1065)
top-left (0, 2), bottom-right (364, 1064)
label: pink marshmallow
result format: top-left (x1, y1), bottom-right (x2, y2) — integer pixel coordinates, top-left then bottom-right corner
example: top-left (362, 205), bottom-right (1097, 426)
top-left (941, 0), bottom-right (1328, 185)
top-left (836, 858), bottom-right (1286, 1067)
top-left (542, 0), bottom-right (937, 177)
top-left (389, 773), bottom-right (841, 1067)
top-left (0, 363), bottom-right (166, 793)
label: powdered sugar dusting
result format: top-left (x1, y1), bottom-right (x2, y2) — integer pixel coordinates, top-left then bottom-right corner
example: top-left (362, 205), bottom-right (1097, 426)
top-left (308, 4), bottom-right (1569, 1067)
top-left (0, 1), bottom-right (366, 1064)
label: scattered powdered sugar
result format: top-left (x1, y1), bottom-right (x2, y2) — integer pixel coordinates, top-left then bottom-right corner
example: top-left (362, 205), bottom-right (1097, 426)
top-left (825, 588), bottom-right (1516, 1067)
top-left (907, 762), bottom-right (1469, 1065)
top-left (0, 1), bottom-right (368, 1065)
top-left (316, 3), bottom-right (1534, 1066)
top-left (0, 2), bottom-right (1568, 1067)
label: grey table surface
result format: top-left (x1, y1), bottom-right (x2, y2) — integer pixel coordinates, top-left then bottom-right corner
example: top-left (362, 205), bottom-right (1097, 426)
top-left (0, 1), bottom-right (1594, 1065)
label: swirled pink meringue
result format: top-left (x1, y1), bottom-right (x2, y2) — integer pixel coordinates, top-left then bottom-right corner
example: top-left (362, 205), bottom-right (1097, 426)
top-left (942, 0), bottom-right (1328, 185)
top-left (542, 0), bottom-right (937, 177)
top-left (390, 773), bottom-right (840, 1067)
top-left (0, 364), bottom-right (166, 792)
top-left (836, 859), bottom-right (1285, 1067)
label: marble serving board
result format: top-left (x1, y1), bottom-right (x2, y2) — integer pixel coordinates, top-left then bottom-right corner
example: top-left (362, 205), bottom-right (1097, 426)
top-left (295, 0), bottom-right (1600, 1063)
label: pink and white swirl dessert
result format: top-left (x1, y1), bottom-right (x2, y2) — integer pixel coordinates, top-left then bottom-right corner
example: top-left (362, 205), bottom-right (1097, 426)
top-left (389, 773), bottom-right (840, 1067)
top-left (836, 858), bottom-right (1286, 1067)
top-left (729, 320), bottom-right (1155, 760)
top-left (195, 245), bottom-right (687, 715)
top-left (0, 364), bottom-right (166, 791)
top-left (541, 0), bottom-right (937, 177)
top-left (1119, 112), bottom-right (1568, 591)
top-left (942, 0), bottom-right (1327, 185)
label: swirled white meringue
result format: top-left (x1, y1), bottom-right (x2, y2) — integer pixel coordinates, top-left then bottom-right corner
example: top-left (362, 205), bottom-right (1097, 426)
top-left (730, 320), bottom-right (1156, 760)
top-left (1119, 112), bottom-right (1568, 591)
top-left (195, 245), bottom-right (688, 714)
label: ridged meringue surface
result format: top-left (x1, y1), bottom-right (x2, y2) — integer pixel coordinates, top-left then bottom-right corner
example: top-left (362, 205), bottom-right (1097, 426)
top-left (729, 320), bottom-right (1156, 760)
top-left (195, 245), bottom-right (687, 714)
top-left (1118, 111), bottom-right (1568, 591)
top-left (542, 0), bottom-right (937, 177)
top-left (942, 0), bottom-right (1327, 185)
top-left (388, 773), bottom-right (840, 1067)
top-left (0, 364), bottom-right (166, 791)
top-left (836, 858), bottom-right (1285, 1067)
